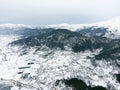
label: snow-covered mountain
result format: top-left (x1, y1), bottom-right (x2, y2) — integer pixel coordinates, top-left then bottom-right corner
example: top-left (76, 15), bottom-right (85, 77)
top-left (49, 16), bottom-right (120, 39)
top-left (0, 17), bottom-right (120, 90)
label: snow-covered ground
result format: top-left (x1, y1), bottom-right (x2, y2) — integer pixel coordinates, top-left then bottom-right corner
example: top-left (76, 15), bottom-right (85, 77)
top-left (0, 34), bottom-right (120, 90)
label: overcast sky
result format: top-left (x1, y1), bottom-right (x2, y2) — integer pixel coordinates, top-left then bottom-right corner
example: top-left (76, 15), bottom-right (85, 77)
top-left (0, 0), bottom-right (120, 25)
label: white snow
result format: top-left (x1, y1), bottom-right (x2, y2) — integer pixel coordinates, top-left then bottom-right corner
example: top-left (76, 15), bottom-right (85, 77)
top-left (0, 16), bottom-right (120, 90)
top-left (0, 38), bottom-right (119, 90)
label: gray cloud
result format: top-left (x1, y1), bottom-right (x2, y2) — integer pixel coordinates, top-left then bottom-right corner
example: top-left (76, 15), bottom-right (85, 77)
top-left (0, 0), bottom-right (120, 25)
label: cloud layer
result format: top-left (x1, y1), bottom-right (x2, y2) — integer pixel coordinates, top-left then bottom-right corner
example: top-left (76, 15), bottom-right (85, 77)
top-left (0, 0), bottom-right (120, 25)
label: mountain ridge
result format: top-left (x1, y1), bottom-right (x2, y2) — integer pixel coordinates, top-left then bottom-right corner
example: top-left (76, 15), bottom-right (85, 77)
top-left (1, 16), bottom-right (120, 39)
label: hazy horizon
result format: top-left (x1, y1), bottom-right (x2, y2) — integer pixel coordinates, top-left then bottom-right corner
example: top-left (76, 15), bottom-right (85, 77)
top-left (0, 0), bottom-right (120, 25)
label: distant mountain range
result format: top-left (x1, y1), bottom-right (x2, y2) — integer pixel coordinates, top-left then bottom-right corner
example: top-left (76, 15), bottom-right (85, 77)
top-left (1, 16), bottom-right (120, 38)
